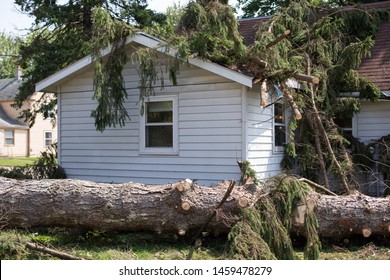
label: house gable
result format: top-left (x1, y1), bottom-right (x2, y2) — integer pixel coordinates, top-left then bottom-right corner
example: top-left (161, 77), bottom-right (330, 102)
top-left (36, 32), bottom-right (253, 93)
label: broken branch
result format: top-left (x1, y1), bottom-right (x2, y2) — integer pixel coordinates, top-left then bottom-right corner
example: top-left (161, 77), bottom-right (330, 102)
top-left (293, 72), bottom-right (320, 84)
top-left (266, 30), bottom-right (291, 48)
top-left (26, 242), bottom-right (84, 260)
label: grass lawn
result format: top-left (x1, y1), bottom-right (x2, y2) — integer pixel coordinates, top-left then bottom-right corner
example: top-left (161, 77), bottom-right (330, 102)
top-left (1, 229), bottom-right (389, 260)
top-left (0, 157), bottom-right (38, 167)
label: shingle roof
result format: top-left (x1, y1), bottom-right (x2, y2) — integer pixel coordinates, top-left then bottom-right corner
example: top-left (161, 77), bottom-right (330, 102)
top-left (0, 78), bottom-right (22, 101)
top-left (358, 22), bottom-right (390, 91)
top-left (0, 105), bottom-right (28, 129)
top-left (0, 78), bottom-right (28, 129)
top-left (237, 1), bottom-right (390, 91)
top-left (238, 16), bottom-right (269, 46)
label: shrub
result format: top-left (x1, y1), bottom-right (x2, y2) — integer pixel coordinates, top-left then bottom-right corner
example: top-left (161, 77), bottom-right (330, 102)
top-left (0, 143), bottom-right (66, 180)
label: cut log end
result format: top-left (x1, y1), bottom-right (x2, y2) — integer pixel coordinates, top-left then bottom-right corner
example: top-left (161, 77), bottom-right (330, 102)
top-left (176, 179), bottom-right (192, 192)
top-left (362, 228), bottom-right (372, 238)
top-left (237, 197), bottom-right (249, 208)
top-left (293, 73), bottom-right (320, 84)
top-left (180, 201), bottom-right (191, 211)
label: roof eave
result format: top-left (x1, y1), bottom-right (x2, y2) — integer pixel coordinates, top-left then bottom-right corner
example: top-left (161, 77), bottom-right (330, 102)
top-left (36, 32), bottom-right (253, 92)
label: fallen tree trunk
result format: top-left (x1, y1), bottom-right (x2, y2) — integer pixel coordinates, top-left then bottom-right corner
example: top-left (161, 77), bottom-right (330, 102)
top-left (0, 177), bottom-right (389, 238)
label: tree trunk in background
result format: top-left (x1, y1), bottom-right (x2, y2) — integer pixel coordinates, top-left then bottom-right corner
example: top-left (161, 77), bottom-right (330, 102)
top-left (0, 177), bottom-right (389, 238)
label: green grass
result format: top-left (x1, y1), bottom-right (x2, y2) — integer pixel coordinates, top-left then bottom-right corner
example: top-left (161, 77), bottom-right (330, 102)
top-left (0, 229), bottom-right (228, 260)
top-left (0, 228), bottom-right (389, 260)
top-left (0, 157), bottom-right (38, 167)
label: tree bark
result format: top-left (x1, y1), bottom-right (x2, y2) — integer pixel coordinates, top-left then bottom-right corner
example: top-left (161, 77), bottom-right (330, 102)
top-left (0, 177), bottom-right (389, 238)
top-left (292, 192), bottom-right (390, 238)
top-left (0, 177), bottom-right (252, 236)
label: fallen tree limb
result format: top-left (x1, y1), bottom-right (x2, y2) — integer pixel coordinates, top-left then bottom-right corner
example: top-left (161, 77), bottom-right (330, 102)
top-left (0, 177), bottom-right (389, 238)
top-left (298, 178), bottom-right (337, 196)
top-left (26, 242), bottom-right (84, 260)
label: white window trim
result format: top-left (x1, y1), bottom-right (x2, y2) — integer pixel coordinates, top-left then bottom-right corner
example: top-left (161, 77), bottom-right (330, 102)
top-left (273, 103), bottom-right (287, 154)
top-left (44, 131), bottom-right (53, 146)
top-left (4, 130), bottom-right (15, 146)
top-left (139, 94), bottom-right (178, 155)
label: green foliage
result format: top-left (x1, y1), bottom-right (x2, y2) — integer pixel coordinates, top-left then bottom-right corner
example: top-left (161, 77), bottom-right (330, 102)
top-left (238, 160), bottom-right (260, 185)
top-left (237, 0), bottom-right (291, 17)
top-left (228, 206), bottom-right (277, 260)
top-left (14, 0), bottom-right (167, 128)
top-left (176, 0), bottom-right (246, 65)
top-left (247, 0), bottom-right (390, 187)
top-left (237, 0), bottom-right (388, 17)
top-left (0, 144), bottom-right (66, 180)
top-left (89, 7), bottom-right (135, 131)
top-left (229, 175), bottom-right (321, 260)
top-left (0, 32), bottom-right (22, 79)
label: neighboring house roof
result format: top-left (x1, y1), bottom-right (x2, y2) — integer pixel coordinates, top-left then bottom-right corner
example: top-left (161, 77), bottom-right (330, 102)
top-left (36, 32), bottom-right (254, 92)
top-left (0, 78), bottom-right (22, 101)
top-left (357, 21), bottom-right (390, 92)
top-left (237, 1), bottom-right (390, 93)
top-left (238, 16), bottom-right (269, 46)
top-left (0, 77), bottom-right (28, 129)
top-left (0, 105), bottom-right (28, 129)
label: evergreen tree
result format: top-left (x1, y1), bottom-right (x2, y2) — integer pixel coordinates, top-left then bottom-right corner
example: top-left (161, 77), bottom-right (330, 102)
top-left (237, 0), bottom-right (389, 17)
top-left (13, 0), bottom-right (166, 126)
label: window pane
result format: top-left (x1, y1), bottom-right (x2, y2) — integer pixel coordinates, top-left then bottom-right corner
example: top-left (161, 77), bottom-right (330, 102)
top-left (5, 130), bottom-right (14, 138)
top-left (147, 101), bottom-right (173, 123)
top-left (334, 116), bottom-right (352, 128)
top-left (5, 130), bottom-right (14, 145)
top-left (274, 103), bottom-right (284, 124)
top-left (146, 125), bottom-right (173, 147)
top-left (275, 125), bottom-right (286, 147)
top-left (44, 132), bottom-right (52, 146)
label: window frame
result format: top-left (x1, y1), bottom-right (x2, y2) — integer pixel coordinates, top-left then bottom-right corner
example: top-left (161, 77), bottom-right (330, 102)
top-left (273, 102), bottom-right (287, 153)
top-left (4, 130), bottom-right (15, 146)
top-left (139, 95), bottom-right (178, 155)
top-left (44, 131), bottom-right (53, 146)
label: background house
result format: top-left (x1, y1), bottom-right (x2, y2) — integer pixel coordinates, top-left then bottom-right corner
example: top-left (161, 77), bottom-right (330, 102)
top-left (237, 2), bottom-right (390, 145)
top-left (237, 3), bottom-right (390, 196)
top-left (0, 70), bottom-right (57, 157)
top-left (36, 33), bottom-right (286, 185)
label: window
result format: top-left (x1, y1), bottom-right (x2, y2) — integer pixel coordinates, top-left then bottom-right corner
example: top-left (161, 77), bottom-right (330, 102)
top-left (4, 130), bottom-right (15, 145)
top-left (334, 116), bottom-right (353, 139)
top-left (140, 96), bottom-right (178, 154)
top-left (334, 115), bottom-right (354, 148)
top-left (274, 103), bottom-right (287, 152)
top-left (44, 131), bottom-right (53, 146)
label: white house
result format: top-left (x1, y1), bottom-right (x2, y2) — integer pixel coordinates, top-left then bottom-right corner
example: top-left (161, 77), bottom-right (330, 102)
top-left (36, 32), bottom-right (286, 185)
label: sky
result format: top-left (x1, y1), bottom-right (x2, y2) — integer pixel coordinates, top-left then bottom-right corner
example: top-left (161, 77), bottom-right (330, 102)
top-left (0, 0), bottom-right (239, 37)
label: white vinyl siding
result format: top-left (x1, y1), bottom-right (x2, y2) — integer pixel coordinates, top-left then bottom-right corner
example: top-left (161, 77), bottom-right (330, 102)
top-left (58, 62), bottom-right (244, 185)
top-left (353, 100), bottom-right (390, 143)
top-left (246, 87), bottom-right (284, 180)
